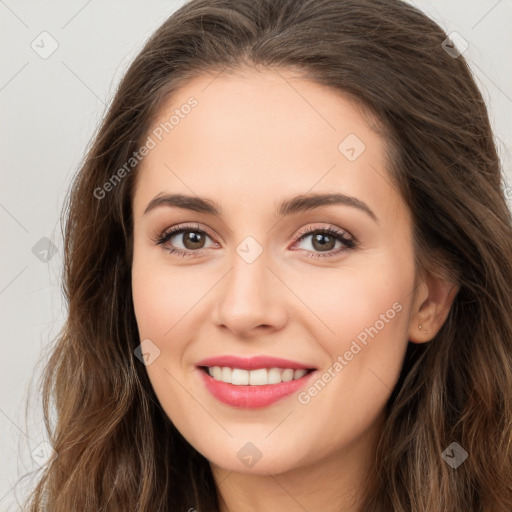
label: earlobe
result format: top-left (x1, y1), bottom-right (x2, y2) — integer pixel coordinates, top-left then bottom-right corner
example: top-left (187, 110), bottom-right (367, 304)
top-left (408, 274), bottom-right (459, 344)
top-left (409, 317), bottom-right (432, 345)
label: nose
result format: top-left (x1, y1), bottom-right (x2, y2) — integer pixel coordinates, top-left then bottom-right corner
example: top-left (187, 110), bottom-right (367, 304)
top-left (213, 248), bottom-right (288, 338)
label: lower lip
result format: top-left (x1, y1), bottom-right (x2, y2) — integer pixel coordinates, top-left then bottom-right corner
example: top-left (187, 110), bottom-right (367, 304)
top-left (197, 368), bottom-right (317, 409)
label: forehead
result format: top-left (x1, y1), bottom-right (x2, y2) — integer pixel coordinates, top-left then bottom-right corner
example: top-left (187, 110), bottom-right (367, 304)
top-left (133, 68), bottom-right (402, 222)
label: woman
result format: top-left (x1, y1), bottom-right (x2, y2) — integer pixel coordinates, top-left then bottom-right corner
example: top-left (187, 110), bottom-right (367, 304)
top-left (25, 0), bottom-right (512, 510)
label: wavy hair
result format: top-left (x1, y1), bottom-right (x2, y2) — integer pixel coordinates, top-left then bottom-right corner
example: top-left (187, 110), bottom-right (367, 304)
top-left (24, 0), bottom-right (512, 510)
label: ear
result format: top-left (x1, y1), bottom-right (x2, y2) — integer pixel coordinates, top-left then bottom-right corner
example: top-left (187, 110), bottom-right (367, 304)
top-left (408, 271), bottom-right (459, 344)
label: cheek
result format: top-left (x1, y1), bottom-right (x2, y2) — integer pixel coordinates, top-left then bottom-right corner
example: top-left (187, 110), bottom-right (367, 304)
top-left (131, 253), bottom-right (210, 340)
top-left (295, 252), bottom-right (414, 403)
top-left (131, 257), bottom-right (207, 427)
top-left (297, 256), bottom-right (413, 348)
top-left (287, 264), bottom-right (413, 450)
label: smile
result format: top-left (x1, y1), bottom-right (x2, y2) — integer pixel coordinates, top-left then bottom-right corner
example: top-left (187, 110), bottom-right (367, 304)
top-left (197, 366), bottom-right (317, 409)
top-left (201, 366), bottom-right (314, 385)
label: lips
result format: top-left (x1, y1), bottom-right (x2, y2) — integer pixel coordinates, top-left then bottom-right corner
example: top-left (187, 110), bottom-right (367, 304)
top-left (198, 369), bottom-right (316, 408)
top-left (195, 355), bottom-right (317, 408)
top-left (195, 355), bottom-right (316, 371)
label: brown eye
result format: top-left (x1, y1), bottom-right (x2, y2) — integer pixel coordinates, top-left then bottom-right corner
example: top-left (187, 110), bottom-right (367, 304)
top-left (155, 224), bottom-right (216, 257)
top-left (309, 232), bottom-right (337, 252)
top-left (179, 230), bottom-right (207, 250)
top-left (293, 226), bottom-right (357, 259)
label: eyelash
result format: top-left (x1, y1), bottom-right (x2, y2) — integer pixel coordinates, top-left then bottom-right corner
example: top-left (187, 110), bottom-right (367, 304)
top-left (153, 223), bottom-right (358, 259)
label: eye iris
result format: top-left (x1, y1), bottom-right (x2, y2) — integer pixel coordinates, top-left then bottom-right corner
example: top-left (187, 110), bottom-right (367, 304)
top-left (183, 230), bottom-right (205, 250)
top-left (312, 232), bottom-right (335, 251)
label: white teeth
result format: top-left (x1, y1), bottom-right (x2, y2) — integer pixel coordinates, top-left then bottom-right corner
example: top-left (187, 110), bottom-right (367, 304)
top-left (294, 369), bottom-right (308, 379)
top-left (281, 369), bottom-right (294, 382)
top-left (232, 368), bottom-right (249, 385)
top-left (221, 366), bottom-right (232, 382)
top-left (205, 366), bottom-right (310, 385)
top-left (248, 368), bottom-right (267, 385)
top-left (267, 368), bottom-right (282, 384)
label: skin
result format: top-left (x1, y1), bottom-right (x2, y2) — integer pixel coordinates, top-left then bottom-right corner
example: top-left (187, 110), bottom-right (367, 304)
top-left (131, 67), bottom-right (457, 512)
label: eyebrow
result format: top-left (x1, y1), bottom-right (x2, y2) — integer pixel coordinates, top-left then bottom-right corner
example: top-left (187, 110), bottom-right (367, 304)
top-left (143, 192), bottom-right (378, 222)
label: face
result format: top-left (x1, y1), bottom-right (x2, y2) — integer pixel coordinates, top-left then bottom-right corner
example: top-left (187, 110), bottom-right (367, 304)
top-left (131, 68), bottom-right (422, 476)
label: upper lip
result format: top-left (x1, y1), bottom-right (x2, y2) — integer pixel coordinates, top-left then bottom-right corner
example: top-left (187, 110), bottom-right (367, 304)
top-left (196, 355), bottom-right (316, 370)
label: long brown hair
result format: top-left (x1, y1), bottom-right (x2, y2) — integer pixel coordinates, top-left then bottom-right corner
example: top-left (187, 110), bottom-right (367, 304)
top-left (24, 0), bottom-right (512, 510)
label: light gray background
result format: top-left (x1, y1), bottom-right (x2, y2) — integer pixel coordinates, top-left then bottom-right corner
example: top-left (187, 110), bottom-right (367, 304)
top-left (1, 0), bottom-right (511, 509)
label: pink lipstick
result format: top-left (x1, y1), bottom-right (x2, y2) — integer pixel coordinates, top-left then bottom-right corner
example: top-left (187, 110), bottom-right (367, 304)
top-left (196, 355), bottom-right (317, 409)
